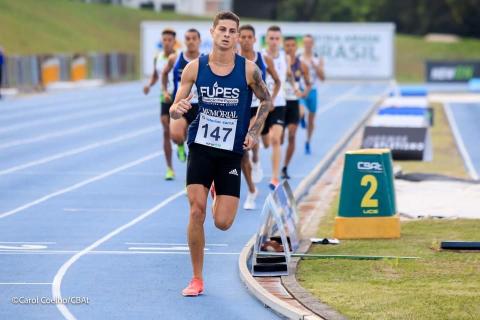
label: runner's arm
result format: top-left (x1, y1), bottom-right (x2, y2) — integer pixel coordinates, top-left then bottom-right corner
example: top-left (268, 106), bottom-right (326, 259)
top-left (301, 61), bottom-right (312, 97)
top-left (245, 61), bottom-right (272, 149)
top-left (169, 59), bottom-right (198, 120)
top-left (143, 58), bottom-right (159, 94)
top-left (161, 53), bottom-right (177, 102)
top-left (315, 57), bottom-right (325, 81)
top-left (264, 55), bottom-right (280, 104)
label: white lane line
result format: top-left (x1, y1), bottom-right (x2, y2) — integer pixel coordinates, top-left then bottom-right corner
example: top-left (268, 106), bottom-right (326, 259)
top-left (127, 246), bottom-right (209, 251)
top-left (0, 100), bottom-right (151, 134)
top-left (444, 103), bottom-right (479, 180)
top-left (0, 110), bottom-right (155, 150)
top-left (0, 244), bottom-right (48, 250)
top-left (0, 282), bottom-right (52, 285)
top-left (0, 241), bottom-right (56, 244)
top-left (63, 208), bottom-right (143, 212)
top-left (124, 242), bottom-right (228, 247)
top-left (0, 126), bottom-right (158, 175)
top-left (316, 86), bottom-right (360, 116)
top-left (0, 250), bottom-right (240, 255)
top-left (0, 151), bottom-right (162, 219)
top-left (0, 94), bottom-right (146, 122)
top-left (52, 190), bottom-right (185, 320)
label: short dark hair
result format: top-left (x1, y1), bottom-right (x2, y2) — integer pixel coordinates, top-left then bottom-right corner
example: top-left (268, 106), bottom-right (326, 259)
top-left (267, 25), bottom-right (281, 33)
top-left (162, 28), bottom-right (176, 37)
top-left (284, 36), bottom-right (296, 42)
top-left (239, 24), bottom-right (255, 36)
top-left (186, 28), bottom-right (201, 39)
top-left (213, 11), bottom-right (240, 28)
top-left (304, 34), bottom-right (313, 39)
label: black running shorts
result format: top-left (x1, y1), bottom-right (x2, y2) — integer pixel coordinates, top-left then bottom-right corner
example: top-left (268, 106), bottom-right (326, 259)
top-left (186, 143), bottom-right (243, 198)
top-left (285, 100), bottom-right (300, 126)
top-left (184, 103), bottom-right (199, 125)
top-left (261, 106), bottom-right (286, 135)
top-left (161, 102), bottom-right (172, 117)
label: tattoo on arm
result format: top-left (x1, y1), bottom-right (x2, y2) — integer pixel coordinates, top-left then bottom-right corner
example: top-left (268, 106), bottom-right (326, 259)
top-left (249, 66), bottom-right (272, 136)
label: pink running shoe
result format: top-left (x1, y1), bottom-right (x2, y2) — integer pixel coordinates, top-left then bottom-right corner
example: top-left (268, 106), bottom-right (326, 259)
top-left (182, 278), bottom-right (204, 297)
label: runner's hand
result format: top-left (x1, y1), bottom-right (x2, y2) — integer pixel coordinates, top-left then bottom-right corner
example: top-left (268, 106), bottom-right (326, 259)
top-left (175, 92), bottom-right (193, 115)
top-left (163, 91), bottom-right (172, 103)
top-left (243, 131), bottom-right (258, 151)
top-left (143, 85), bottom-right (150, 95)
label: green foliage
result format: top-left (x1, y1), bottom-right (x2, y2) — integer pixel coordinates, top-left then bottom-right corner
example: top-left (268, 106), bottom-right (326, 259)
top-left (277, 0), bottom-right (480, 37)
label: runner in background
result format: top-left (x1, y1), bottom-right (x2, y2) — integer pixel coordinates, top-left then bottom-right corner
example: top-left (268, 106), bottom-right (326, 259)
top-left (262, 25), bottom-right (290, 190)
top-left (238, 24), bottom-right (280, 209)
top-left (299, 34), bottom-right (325, 154)
top-left (143, 29), bottom-right (177, 180)
top-left (162, 29), bottom-right (202, 161)
top-left (281, 36), bottom-right (311, 179)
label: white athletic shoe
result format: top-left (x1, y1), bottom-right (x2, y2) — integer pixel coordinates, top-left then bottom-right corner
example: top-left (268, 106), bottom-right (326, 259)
top-left (251, 161), bottom-right (264, 183)
top-left (243, 189), bottom-right (258, 210)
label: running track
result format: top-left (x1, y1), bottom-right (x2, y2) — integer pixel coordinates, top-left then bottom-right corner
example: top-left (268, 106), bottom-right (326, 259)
top-left (0, 81), bottom-right (388, 319)
top-left (446, 102), bottom-right (480, 180)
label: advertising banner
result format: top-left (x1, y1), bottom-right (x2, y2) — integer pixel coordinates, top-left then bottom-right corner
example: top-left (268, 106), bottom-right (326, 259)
top-left (141, 21), bottom-right (395, 79)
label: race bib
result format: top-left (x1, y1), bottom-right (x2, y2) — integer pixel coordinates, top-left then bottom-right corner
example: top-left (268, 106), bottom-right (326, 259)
top-left (194, 112), bottom-right (237, 151)
top-left (284, 80), bottom-right (297, 100)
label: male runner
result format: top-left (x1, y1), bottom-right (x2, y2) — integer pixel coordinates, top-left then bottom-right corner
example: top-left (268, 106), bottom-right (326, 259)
top-left (238, 24), bottom-right (280, 209)
top-left (170, 12), bottom-right (272, 296)
top-left (162, 29), bottom-right (202, 161)
top-left (143, 28), bottom-right (177, 180)
top-left (282, 36), bottom-right (311, 179)
top-left (300, 34), bottom-right (325, 154)
top-left (262, 25), bottom-right (290, 190)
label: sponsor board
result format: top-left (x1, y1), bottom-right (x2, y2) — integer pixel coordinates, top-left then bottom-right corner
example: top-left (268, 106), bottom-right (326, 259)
top-left (361, 126), bottom-right (432, 161)
top-left (141, 21), bottom-right (395, 79)
top-left (426, 61), bottom-right (480, 83)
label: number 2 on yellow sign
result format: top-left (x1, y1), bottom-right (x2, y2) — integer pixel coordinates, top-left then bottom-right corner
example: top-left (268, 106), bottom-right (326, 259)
top-left (360, 174), bottom-right (378, 208)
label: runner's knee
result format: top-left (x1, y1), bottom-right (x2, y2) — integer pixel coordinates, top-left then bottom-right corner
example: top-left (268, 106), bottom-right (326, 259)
top-left (189, 204), bottom-right (206, 224)
top-left (214, 216), bottom-right (233, 231)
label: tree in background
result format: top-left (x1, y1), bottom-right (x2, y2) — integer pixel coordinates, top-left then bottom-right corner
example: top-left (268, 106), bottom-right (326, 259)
top-left (275, 0), bottom-right (480, 38)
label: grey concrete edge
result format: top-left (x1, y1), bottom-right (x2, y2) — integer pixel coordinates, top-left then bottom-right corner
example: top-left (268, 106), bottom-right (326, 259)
top-left (238, 84), bottom-right (392, 320)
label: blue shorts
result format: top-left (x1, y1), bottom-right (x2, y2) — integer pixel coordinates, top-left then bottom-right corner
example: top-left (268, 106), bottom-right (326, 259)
top-left (300, 89), bottom-right (318, 113)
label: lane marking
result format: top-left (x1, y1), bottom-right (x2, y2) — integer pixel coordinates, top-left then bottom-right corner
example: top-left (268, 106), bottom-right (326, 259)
top-left (127, 246), bottom-right (209, 251)
top-left (124, 242), bottom-right (228, 247)
top-left (316, 86), bottom-right (360, 116)
top-left (0, 126), bottom-right (158, 175)
top-left (0, 241), bottom-right (56, 244)
top-left (0, 250), bottom-right (240, 255)
top-left (444, 104), bottom-right (479, 180)
top-left (0, 244), bottom-right (47, 250)
top-left (0, 100), bottom-right (152, 134)
top-left (0, 151), bottom-right (162, 219)
top-left (52, 190), bottom-right (185, 320)
top-left (0, 282), bottom-right (52, 285)
top-left (63, 208), bottom-right (144, 213)
top-left (0, 94), bottom-right (146, 122)
top-left (0, 110), bottom-right (155, 150)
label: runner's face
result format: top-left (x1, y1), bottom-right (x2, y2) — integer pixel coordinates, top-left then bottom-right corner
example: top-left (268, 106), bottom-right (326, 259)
top-left (239, 30), bottom-right (255, 52)
top-left (303, 37), bottom-right (314, 51)
top-left (284, 39), bottom-right (297, 56)
top-left (211, 20), bottom-right (238, 50)
top-left (185, 32), bottom-right (200, 53)
top-left (266, 31), bottom-right (281, 51)
top-left (162, 34), bottom-right (175, 52)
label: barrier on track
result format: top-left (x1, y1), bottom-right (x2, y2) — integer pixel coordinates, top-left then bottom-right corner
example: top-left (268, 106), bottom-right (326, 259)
top-left (252, 180), bottom-right (299, 277)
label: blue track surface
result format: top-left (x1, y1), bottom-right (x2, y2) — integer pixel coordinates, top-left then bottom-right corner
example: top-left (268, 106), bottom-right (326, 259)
top-left (447, 103), bottom-right (480, 179)
top-left (0, 81), bottom-right (388, 319)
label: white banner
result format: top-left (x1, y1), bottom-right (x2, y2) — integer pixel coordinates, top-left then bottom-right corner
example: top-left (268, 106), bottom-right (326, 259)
top-left (141, 21), bottom-right (395, 80)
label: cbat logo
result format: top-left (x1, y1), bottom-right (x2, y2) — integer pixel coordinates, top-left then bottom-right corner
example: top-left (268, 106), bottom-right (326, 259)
top-left (357, 162), bottom-right (383, 171)
top-left (200, 81), bottom-right (240, 99)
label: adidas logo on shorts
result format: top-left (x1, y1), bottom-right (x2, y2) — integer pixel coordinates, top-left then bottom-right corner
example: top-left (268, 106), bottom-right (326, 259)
top-left (229, 169), bottom-right (238, 176)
